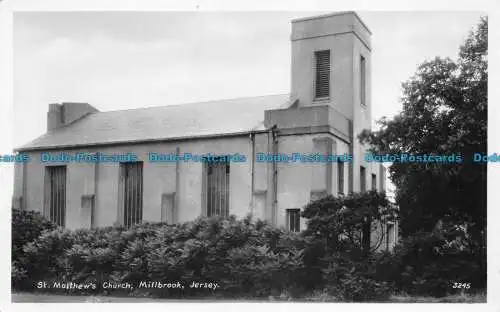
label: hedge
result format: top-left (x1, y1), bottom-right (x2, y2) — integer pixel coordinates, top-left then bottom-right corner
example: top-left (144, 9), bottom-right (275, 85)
top-left (13, 215), bottom-right (314, 298)
top-left (12, 205), bottom-right (485, 300)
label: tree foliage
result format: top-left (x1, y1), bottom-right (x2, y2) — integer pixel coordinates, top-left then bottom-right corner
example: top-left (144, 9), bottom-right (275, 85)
top-left (302, 191), bottom-right (396, 256)
top-left (359, 17), bottom-right (487, 244)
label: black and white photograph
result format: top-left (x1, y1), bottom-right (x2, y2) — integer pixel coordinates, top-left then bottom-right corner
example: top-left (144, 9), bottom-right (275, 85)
top-left (0, 0), bottom-right (498, 309)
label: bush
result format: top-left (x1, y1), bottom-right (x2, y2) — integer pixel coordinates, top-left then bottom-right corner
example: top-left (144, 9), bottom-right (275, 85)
top-left (14, 216), bottom-right (314, 298)
top-left (11, 209), bottom-right (56, 263)
top-left (21, 228), bottom-right (77, 284)
top-left (16, 210), bottom-right (480, 300)
top-left (373, 222), bottom-right (485, 297)
top-left (321, 252), bottom-right (392, 301)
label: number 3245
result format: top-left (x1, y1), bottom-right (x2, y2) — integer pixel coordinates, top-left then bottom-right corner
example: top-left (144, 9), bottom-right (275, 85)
top-left (452, 282), bottom-right (471, 289)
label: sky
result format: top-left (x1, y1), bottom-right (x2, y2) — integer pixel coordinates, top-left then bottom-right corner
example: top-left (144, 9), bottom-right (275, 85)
top-left (13, 11), bottom-right (485, 148)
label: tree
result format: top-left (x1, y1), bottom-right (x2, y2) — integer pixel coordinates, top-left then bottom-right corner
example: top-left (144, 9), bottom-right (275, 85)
top-left (301, 191), bottom-right (396, 257)
top-left (359, 17), bottom-right (487, 264)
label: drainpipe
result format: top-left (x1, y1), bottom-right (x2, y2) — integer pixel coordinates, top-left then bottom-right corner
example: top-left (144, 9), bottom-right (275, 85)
top-left (269, 125), bottom-right (278, 226)
top-left (249, 132), bottom-right (255, 215)
top-left (175, 146), bottom-right (180, 223)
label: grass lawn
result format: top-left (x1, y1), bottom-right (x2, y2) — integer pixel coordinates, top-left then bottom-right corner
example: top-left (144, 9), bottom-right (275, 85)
top-left (389, 293), bottom-right (486, 303)
top-left (11, 292), bottom-right (486, 303)
top-left (12, 292), bottom-right (185, 303)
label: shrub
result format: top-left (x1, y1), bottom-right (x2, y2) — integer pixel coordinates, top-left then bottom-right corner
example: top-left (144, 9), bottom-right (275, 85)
top-left (11, 261), bottom-right (29, 290)
top-left (20, 228), bottom-right (77, 285)
top-left (18, 212), bottom-right (462, 301)
top-left (14, 216), bottom-right (313, 298)
top-left (321, 252), bottom-right (392, 301)
top-left (375, 222), bottom-right (484, 297)
top-left (11, 209), bottom-right (56, 263)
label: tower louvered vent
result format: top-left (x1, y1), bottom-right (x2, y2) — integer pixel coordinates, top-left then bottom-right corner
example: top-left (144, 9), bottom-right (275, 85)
top-left (314, 50), bottom-right (331, 99)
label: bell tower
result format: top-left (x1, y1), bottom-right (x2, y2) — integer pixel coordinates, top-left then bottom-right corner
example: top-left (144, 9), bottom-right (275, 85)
top-left (290, 11), bottom-right (373, 193)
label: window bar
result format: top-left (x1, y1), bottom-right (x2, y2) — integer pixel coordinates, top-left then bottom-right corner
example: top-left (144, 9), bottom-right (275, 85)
top-left (136, 164), bottom-right (138, 224)
top-left (125, 166), bottom-right (130, 228)
top-left (209, 165), bottom-right (213, 217)
top-left (61, 167), bottom-right (66, 226)
top-left (50, 172), bottom-right (54, 224)
top-left (212, 164), bottom-right (216, 217)
top-left (128, 166), bottom-right (131, 228)
top-left (130, 164), bottom-right (134, 226)
top-left (122, 166), bottom-right (125, 228)
top-left (210, 165), bottom-right (214, 217)
top-left (210, 165), bottom-right (213, 217)
top-left (135, 163), bottom-right (139, 225)
top-left (57, 168), bottom-right (60, 226)
top-left (134, 164), bottom-right (138, 225)
top-left (219, 163), bottom-right (222, 217)
top-left (133, 164), bottom-right (138, 226)
top-left (215, 163), bottom-right (218, 216)
top-left (136, 163), bottom-right (140, 224)
top-left (138, 163), bottom-right (143, 224)
top-left (56, 168), bottom-right (60, 226)
top-left (225, 163), bottom-right (229, 217)
top-left (132, 164), bottom-right (135, 225)
top-left (124, 166), bottom-right (127, 228)
top-left (220, 163), bottom-right (223, 217)
top-left (52, 169), bottom-right (56, 225)
top-left (56, 168), bottom-right (61, 226)
top-left (222, 163), bottom-right (226, 217)
top-left (132, 164), bottom-right (136, 226)
top-left (208, 165), bottom-right (211, 217)
top-left (123, 166), bottom-right (126, 228)
top-left (215, 163), bottom-right (218, 217)
top-left (206, 165), bottom-right (210, 216)
top-left (128, 164), bottom-right (134, 227)
top-left (295, 209), bottom-right (300, 232)
top-left (118, 166), bottom-right (122, 226)
top-left (216, 163), bottom-right (220, 217)
top-left (223, 163), bottom-right (226, 217)
top-left (54, 169), bottom-right (58, 225)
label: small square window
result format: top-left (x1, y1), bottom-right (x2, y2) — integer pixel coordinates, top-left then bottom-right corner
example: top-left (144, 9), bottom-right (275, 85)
top-left (286, 209), bottom-right (301, 232)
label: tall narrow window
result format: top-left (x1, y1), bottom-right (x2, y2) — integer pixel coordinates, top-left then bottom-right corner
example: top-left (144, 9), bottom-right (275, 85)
top-left (120, 162), bottom-right (143, 228)
top-left (337, 160), bottom-right (344, 195)
top-left (206, 158), bottom-right (230, 217)
top-left (45, 166), bottom-right (66, 227)
top-left (314, 50), bottom-right (330, 99)
top-left (371, 173), bottom-right (377, 191)
top-left (360, 166), bottom-right (366, 192)
top-left (360, 55), bottom-right (366, 106)
top-left (286, 209), bottom-right (300, 232)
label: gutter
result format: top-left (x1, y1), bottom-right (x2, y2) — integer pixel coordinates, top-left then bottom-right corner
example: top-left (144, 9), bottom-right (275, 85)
top-left (14, 130), bottom-right (272, 153)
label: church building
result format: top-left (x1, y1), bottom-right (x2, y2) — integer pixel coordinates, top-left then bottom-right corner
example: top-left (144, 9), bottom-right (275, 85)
top-left (13, 12), bottom-right (398, 251)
